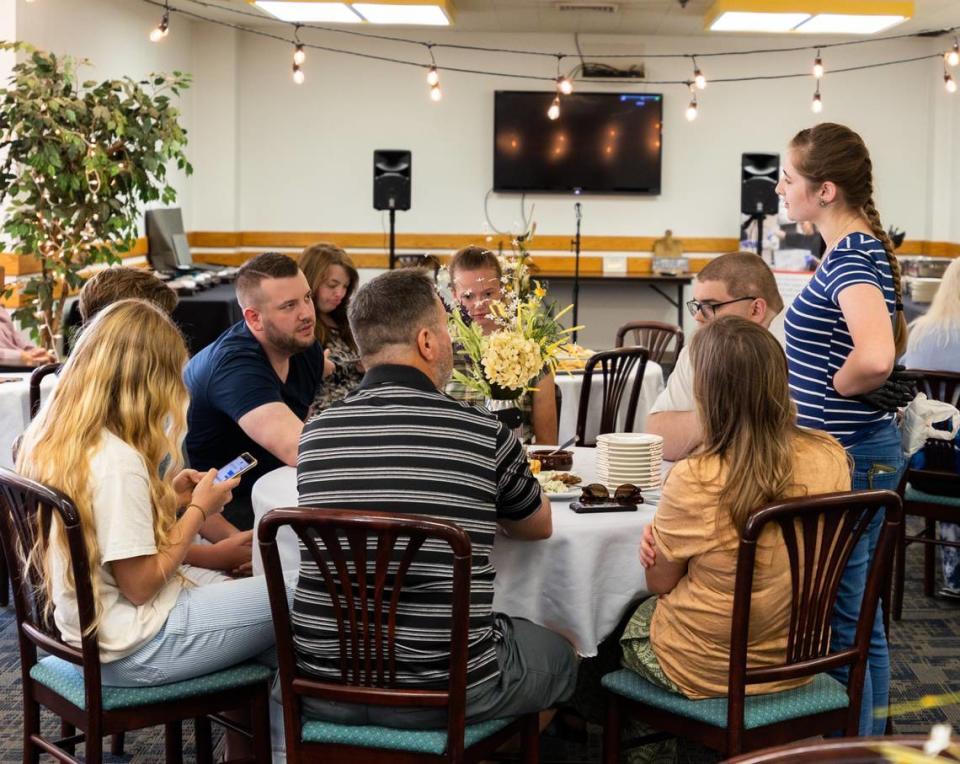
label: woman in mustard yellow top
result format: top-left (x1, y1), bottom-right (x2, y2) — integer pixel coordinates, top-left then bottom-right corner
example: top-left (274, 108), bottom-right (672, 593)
top-left (623, 315), bottom-right (851, 699)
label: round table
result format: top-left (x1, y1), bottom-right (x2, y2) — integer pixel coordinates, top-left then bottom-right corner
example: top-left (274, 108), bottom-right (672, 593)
top-left (0, 371), bottom-right (58, 469)
top-left (251, 446), bottom-right (668, 656)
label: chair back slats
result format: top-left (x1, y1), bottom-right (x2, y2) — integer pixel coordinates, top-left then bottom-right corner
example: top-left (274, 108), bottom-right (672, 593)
top-left (613, 321), bottom-right (684, 365)
top-left (387, 535), bottom-right (425, 685)
top-left (0, 468), bottom-right (105, 710)
top-left (906, 370), bottom-right (960, 486)
top-left (575, 347), bottom-right (650, 447)
top-left (914, 369), bottom-right (960, 409)
top-left (724, 490), bottom-right (902, 749)
top-left (259, 507), bottom-right (475, 758)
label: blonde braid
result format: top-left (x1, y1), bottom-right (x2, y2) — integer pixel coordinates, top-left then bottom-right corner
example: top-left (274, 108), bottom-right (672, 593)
top-left (861, 189), bottom-right (907, 356)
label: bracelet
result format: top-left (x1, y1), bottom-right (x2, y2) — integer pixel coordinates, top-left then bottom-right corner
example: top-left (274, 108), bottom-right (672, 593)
top-left (185, 503), bottom-right (208, 522)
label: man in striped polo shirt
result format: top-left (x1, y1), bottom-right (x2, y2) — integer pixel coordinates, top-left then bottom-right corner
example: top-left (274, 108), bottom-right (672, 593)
top-left (293, 268), bottom-right (578, 729)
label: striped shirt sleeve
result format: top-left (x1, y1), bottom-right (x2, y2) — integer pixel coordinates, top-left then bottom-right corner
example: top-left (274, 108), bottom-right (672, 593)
top-left (494, 424), bottom-right (542, 521)
top-left (822, 250), bottom-right (884, 303)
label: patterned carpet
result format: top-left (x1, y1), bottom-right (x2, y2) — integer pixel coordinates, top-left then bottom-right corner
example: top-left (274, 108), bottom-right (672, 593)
top-left (0, 532), bottom-right (958, 762)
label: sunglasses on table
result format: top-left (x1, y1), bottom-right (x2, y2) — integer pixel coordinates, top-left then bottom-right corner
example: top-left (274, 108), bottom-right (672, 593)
top-left (685, 296), bottom-right (757, 319)
top-left (579, 483), bottom-right (644, 506)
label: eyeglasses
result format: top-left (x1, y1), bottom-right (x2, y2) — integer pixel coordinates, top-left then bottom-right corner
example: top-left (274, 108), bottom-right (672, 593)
top-left (685, 296), bottom-right (757, 319)
top-left (579, 483), bottom-right (644, 506)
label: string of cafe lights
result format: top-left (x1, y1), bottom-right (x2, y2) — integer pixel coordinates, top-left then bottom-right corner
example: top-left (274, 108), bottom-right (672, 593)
top-left (134, 0), bottom-right (959, 120)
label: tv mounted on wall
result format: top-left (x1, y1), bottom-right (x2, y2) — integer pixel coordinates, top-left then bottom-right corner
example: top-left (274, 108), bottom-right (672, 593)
top-left (493, 90), bottom-right (663, 194)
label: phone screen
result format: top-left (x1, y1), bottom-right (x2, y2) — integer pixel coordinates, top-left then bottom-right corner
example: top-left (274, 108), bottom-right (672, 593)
top-left (214, 453), bottom-right (256, 484)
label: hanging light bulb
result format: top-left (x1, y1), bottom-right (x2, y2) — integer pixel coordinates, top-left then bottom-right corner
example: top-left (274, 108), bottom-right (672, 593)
top-left (685, 88), bottom-right (698, 122)
top-left (557, 75), bottom-right (573, 95)
top-left (292, 63), bottom-right (305, 84)
top-left (946, 70), bottom-right (958, 94)
top-left (149, 9), bottom-right (170, 42)
top-left (947, 39), bottom-right (960, 68)
top-left (692, 57), bottom-right (706, 90)
top-left (547, 96), bottom-right (561, 121)
top-left (426, 65), bottom-right (439, 87)
top-left (293, 44), bottom-right (306, 66)
top-left (812, 82), bottom-right (823, 113)
top-left (430, 82), bottom-right (442, 101)
top-left (813, 49), bottom-right (824, 79)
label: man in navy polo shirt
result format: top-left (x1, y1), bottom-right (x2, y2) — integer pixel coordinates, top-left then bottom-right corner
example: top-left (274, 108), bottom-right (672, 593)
top-left (185, 252), bottom-right (331, 529)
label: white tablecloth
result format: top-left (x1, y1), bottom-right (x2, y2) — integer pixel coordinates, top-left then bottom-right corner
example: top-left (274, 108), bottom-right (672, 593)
top-left (555, 360), bottom-right (663, 445)
top-left (251, 447), bottom-right (666, 656)
top-left (0, 371), bottom-right (57, 469)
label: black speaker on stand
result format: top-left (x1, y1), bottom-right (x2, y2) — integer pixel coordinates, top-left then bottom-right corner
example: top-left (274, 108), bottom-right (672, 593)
top-left (373, 150), bottom-right (412, 270)
top-left (740, 153), bottom-right (780, 257)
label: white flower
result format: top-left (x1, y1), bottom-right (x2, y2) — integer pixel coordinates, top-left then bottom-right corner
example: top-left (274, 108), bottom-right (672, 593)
top-left (481, 331), bottom-right (543, 390)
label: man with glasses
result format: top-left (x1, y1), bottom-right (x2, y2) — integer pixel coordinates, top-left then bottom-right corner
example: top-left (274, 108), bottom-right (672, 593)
top-left (646, 252), bottom-right (785, 460)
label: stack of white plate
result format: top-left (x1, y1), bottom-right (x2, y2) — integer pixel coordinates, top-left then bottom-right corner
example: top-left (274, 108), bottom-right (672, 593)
top-left (595, 433), bottom-right (664, 491)
top-left (909, 277), bottom-right (941, 304)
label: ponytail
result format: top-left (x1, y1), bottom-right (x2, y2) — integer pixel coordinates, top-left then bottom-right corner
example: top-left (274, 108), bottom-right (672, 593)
top-left (862, 195), bottom-right (907, 356)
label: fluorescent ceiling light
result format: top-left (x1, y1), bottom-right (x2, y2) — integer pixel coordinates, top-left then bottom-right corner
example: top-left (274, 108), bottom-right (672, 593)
top-left (352, 3), bottom-right (452, 25)
top-left (795, 13), bottom-right (906, 33)
top-left (252, 2), bottom-right (361, 23)
top-left (710, 12), bottom-right (810, 32)
top-left (705, 1), bottom-right (912, 34)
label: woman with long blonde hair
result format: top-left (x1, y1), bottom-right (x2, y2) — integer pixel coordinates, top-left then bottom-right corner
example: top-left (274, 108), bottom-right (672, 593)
top-left (903, 257), bottom-right (960, 597)
top-left (624, 316), bottom-right (850, 700)
top-left (18, 300), bottom-right (275, 689)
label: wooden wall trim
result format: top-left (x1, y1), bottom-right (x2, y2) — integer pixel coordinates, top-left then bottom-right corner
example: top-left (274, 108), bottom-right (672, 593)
top-left (0, 237), bottom-right (149, 277)
top-left (188, 231), bottom-right (960, 258)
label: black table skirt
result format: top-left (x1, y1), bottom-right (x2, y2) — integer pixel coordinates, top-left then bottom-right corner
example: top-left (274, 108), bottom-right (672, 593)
top-left (65, 281), bottom-right (242, 357)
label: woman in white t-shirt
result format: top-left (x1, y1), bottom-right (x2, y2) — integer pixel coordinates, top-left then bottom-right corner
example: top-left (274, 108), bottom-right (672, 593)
top-left (17, 299), bottom-right (277, 690)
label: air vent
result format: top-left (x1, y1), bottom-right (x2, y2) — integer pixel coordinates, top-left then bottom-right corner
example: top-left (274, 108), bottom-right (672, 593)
top-left (557, 3), bottom-right (619, 13)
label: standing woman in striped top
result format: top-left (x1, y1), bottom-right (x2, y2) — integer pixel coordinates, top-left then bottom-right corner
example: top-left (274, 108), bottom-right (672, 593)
top-left (776, 123), bottom-right (907, 736)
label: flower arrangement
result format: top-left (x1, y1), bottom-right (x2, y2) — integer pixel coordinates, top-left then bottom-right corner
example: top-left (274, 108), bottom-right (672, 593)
top-left (448, 224), bottom-right (579, 400)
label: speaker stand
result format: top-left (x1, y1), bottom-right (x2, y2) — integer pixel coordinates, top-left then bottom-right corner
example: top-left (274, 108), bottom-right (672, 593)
top-left (741, 212), bottom-right (765, 259)
top-left (388, 208), bottom-right (397, 270)
top-left (571, 202), bottom-right (582, 344)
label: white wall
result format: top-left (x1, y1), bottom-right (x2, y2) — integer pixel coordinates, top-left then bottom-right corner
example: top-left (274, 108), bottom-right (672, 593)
top-left (12, 1), bottom-right (959, 347)
top-left (220, 27), bottom-right (946, 243)
top-left (14, 0), bottom-right (196, 229)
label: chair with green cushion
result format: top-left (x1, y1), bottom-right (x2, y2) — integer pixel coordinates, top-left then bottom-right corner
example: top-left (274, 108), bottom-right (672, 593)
top-left (0, 467), bottom-right (273, 763)
top-left (258, 507), bottom-right (541, 764)
top-left (892, 370), bottom-right (960, 619)
top-left (601, 489), bottom-right (902, 760)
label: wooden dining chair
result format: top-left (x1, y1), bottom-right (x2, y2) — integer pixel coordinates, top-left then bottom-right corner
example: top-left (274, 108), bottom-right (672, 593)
top-left (724, 735), bottom-right (933, 764)
top-left (258, 506), bottom-right (541, 764)
top-left (602, 489), bottom-right (902, 760)
top-left (0, 466), bottom-right (273, 764)
top-left (575, 347), bottom-right (649, 447)
top-left (613, 321), bottom-right (684, 365)
top-left (29, 361), bottom-right (62, 420)
top-left (892, 370), bottom-right (960, 620)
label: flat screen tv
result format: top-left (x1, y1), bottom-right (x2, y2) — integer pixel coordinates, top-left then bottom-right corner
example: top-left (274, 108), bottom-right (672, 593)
top-left (493, 90), bottom-right (662, 194)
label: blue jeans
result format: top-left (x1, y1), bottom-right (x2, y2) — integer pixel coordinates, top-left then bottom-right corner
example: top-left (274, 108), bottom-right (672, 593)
top-left (829, 419), bottom-right (904, 736)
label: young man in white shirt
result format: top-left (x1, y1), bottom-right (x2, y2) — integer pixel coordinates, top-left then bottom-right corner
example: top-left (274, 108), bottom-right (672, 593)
top-left (645, 253), bottom-right (785, 461)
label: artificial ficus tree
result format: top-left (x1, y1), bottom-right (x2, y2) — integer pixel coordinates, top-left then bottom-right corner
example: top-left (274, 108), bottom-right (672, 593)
top-left (0, 41), bottom-right (192, 348)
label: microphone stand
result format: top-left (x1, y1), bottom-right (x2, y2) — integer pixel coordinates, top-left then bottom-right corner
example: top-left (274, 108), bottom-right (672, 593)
top-left (572, 202), bottom-right (582, 344)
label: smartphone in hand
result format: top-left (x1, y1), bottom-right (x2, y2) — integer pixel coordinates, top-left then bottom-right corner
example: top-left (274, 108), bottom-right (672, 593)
top-left (214, 452), bottom-right (258, 484)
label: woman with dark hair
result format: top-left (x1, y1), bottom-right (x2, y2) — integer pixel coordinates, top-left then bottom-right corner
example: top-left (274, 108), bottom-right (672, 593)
top-left (625, 316), bottom-right (849, 700)
top-left (776, 122), bottom-right (907, 734)
top-left (300, 242), bottom-right (363, 417)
